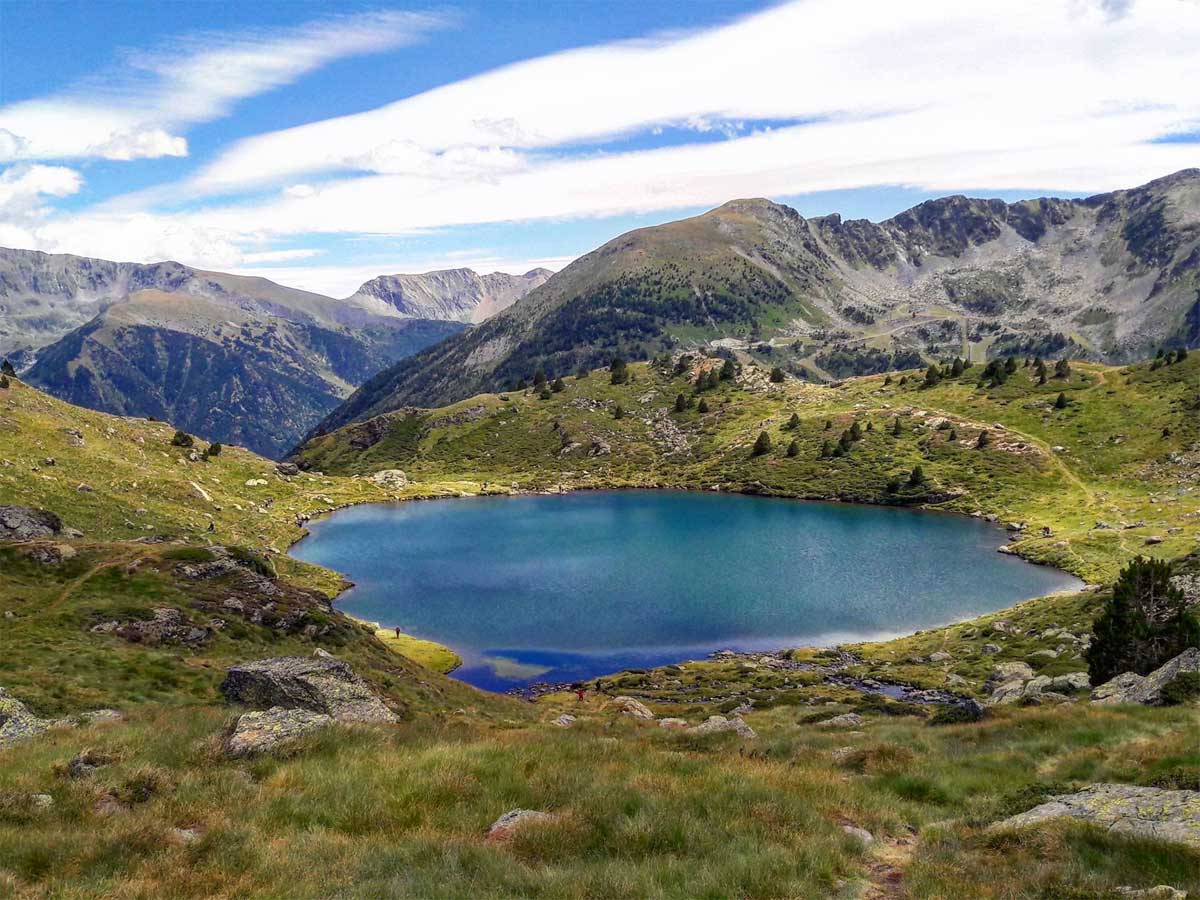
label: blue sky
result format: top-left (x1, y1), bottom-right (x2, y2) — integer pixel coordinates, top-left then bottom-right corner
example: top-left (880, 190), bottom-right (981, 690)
top-left (1, 0), bottom-right (1198, 296)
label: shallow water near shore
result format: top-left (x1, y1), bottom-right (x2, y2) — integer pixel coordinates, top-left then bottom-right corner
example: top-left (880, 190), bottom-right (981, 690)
top-left (290, 491), bottom-right (1082, 690)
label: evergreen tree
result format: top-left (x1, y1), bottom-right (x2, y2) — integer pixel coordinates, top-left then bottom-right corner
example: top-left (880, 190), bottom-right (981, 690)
top-left (1178, 346), bottom-right (1189, 362)
top-left (0, 359), bottom-right (14, 377)
top-left (866, 421), bottom-right (874, 432)
top-left (204, 442), bottom-right (222, 458)
top-left (786, 439), bottom-right (799, 457)
top-left (551, 377), bottom-right (565, 393)
top-left (610, 357), bottom-right (629, 385)
top-left (950, 357), bottom-right (964, 377)
top-left (516, 378), bottom-right (528, 391)
top-left (976, 429), bottom-right (990, 448)
top-left (787, 412), bottom-right (801, 429)
top-left (1004, 356), bottom-right (1018, 374)
top-left (697, 398), bottom-right (709, 414)
top-left (923, 364), bottom-right (941, 388)
top-left (898, 375), bottom-right (908, 386)
top-left (886, 474), bottom-right (902, 493)
top-left (720, 359), bottom-right (737, 381)
top-left (819, 439), bottom-right (833, 458)
top-left (824, 419), bottom-right (833, 431)
top-left (948, 428), bottom-right (957, 441)
top-left (1086, 556), bottom-right (1200, 684)
top-left (769, 366), bottom-right (785, 383)
top-left (752, 431), bottom-right (772, 456)
top-left (891, 417), bottom-right (902, 437)
top-left (848, 421), bottom-right (863, 441)
top-left (674, 393), bottom-right (687, 413)
top-left (538, 388), bottom-right (551, 400)
top-left (1054, 358), bottom-right (1071, 379)
top-left (613, 404), bottom-right (625, 419)
top-left (908, 465), bottom-right (926, 486)
top-left (533, 369), bottom-right (547, 387)
top-left (0, 375), bottom-right (7, 390)
top-left (883, 375), bottom-right (893, 385)
top-left (170, 430), bottom-right (194, 448)
top-left (1054, 392), bottom-right (1069, 409)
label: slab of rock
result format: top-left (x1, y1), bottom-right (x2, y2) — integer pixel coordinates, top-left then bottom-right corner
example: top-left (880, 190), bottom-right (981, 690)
top-left (0, 506), bottom-right (62, 541)
top-left (225, 706), bottom-right (333, 757)
top-left (486, 809), bottom-right (557, 842)
top-left (610, 696), bottom-right (655, 720)
top-left (0, 687), bottom-right (54, 747)
top-left (275, 462), bottom-right (300, 477)
top-left (658, 717), bottom-right (689, 730)
top-left (552, 714), bottom-right (575, 727)
top-left (842, 824), bottom-right (874, 844)
top-left (1114, 886), bottom-right (1187, 900)
top-left (220, 655), bottom-right (397, 723)
top-left (689, 715), bottom-right (757, 739)
top-left (1091, 649), bottom-right (1200, 706)
top-left (818, 712), bottom-right (864, 729)
top-left (103, 607), bottom-right (211, 646)
top-left (984, 662), bottom-right (1034, 692)
top-left (994, 783), bottom-right (1200, 849)
top-left (369, 469), bottom-right (408, 489)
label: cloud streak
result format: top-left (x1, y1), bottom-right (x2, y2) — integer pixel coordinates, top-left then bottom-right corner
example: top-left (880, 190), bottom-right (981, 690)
top-left (0, 10), bottom-right (449, 162)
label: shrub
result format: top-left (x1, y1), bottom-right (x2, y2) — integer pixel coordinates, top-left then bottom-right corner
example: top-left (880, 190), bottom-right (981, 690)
top-left (0, 375), bottom-right (7, 389)
top-left (170, 430), bottom-right (194, 448)
top-left (539, 388), bottom-right (552, 400)
top-left (1086, 556), bottom-right (1200, 684)
top-left (786, 439), bottom-right (799, 458)
top-left (551, 377), bottom-right (565, 393)
top-left (204, 442), bottom-right (222, 458)
top-left (0, 359), bottom-right (14, 377)
top-left (719, 359), bottom-right (737, 381)
top-left (609, 357), bottom-right (629, 385)
top-left (769, 366), bottom-right (785, 383)
top-left (787, 412), bottom-right (800, 429)
top-left (697, 398), bottom-right (709, 413)
top-left (1159, 671), bottom-right (1200, 706)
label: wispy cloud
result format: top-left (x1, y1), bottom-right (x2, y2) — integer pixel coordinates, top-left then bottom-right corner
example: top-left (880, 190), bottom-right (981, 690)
top-left (0, 10), bottom-right (450, 162)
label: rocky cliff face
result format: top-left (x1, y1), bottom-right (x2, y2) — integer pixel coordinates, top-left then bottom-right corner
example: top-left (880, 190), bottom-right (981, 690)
top-left (313, 170), bottom-right (1200, 433)
top-left (344, 268), bottom-right (551, 324)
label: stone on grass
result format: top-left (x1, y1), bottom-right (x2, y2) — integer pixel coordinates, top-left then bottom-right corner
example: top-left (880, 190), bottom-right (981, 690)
top-left (658, 717), bottom-right (689, 730)
top-left (842, 825), bottom-right (874, 844)
top-left (486, 809), bottom-right (557, 842)
top-left (929, 650), bottom-right (953, 663)
top-left (66, 749), bottom-right (114, 778)
top-left (225, 706), bottom-right (333, 757)
top-left (610, 696), bottom-right (655, 720)
top-left (0, 505), bottom-right (62, 541)
top-left (689, 715), bottom-right (757, 739)
top-left (1114, 887), bottom-right (1187, 900)
top-left (220, 655), bottom-right (397, 723)
top-left (369, 469), bottom-right (408, 489)
top-left (552, 714), bottom-right (576, 727)
top-left (818, 712), bottom-right (864, 729)
top-left (0, 686), bottom-right (54, 747)
top-left (994, 783), bottom-right (1200, 849)
top-left (1090, 649), bottom-right (1200, 706)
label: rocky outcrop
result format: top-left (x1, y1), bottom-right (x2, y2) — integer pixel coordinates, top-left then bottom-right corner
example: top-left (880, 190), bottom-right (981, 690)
top-left (220, 654), bottom-right (397, 723)
top-left (817, 712), bottom-right (864, 729)
top-left (225, 706), bottom-right (333, 757)
top-left (0, 506), bottom-right (62, 541)
top-left (985, 663), bottom-right (1090, 706)
top-left (0, 687), bottom-right (54, 747)
top-left (91, 607), bottom-right (210, 646)
top-left (994, 784), bottom-right (1200, 849)
top-left (369, 469), bottom-right (408, 489)
top-left (1090, 649), bottom-right (1200, 706)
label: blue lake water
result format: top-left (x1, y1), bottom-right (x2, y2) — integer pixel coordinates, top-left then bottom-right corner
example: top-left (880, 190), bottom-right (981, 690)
top-left (290, 491), bottom-right (1082, 691)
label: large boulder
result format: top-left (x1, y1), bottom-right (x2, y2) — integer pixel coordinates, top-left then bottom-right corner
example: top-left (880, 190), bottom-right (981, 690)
top-left (0, 687), bottom-right (53, 747)
top-left (220, 655), bottom-right (397, 723)
top-left (0, 506), bottom-right (62, 541)
top-left (609, 696), bottom-right (655, 720)
top-left (994, 784), bottom-right (1200, 849)
top-left (369, 469), bottom-right (408, 490)
top-left (689, 715), bottom-right (758, 739)
top-left (225, 706), bottom-right (333, 757)
top-left (1090, 648), bottom-right (1200, 706)
top-left (486, 809), bottom-right (557, 842)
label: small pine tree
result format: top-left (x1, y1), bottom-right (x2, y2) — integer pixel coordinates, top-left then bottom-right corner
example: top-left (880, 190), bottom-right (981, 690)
top-left (976, 429), bottom-right (990, 449)
top-left (1054, 358), bottom-right (1071, 379)
top-left (0, 375), bottom-right (7, 390)
top-left (950, 357), bottom-right (964, 377)
top-left (923, 364), bottom-right (941, 387)
top-left (204, 442), bottom-right (222, 458)
top-left (674, 393), bottom-right (687, 413)
top-left (819, 439), bottom-right (833, 458)
top-left (948, 428), bottom-right (958, 441)
top-left (1004, 356), bottom-right (1018, 375)
top-left (769, 366), bottom-right (785, 383)
top-left (697, 398), bottom-right (709, 413)
top-left (786, 439), bottom-right (799, 457)
top-left (720, 359), bottom-right (737, 381)
top-left (848, 421), bottom-right (863, 441)
top-left (1177, 346), bottom-right (1188, 362)
top-left (1054, 392), bottom-right (1068, 410)
top-left (533, 369), bottom-right (547, 387)
top-left (610, 357), bottom-right (629, 385)
top-left (539, 388), bottom-right (552, 400)
top-left (1086, 556), bottom-right (1200, 684)
top-left (752, 431), bottom-right (772, 456)
top-left (787, 412), bottom-right (801, 430)
top-left (883, 375), bottom-right (893, 385)
top-left (898, 375), bottom-right (908, 386)
top-left (886, 474), bottom-right (902, 493)
top-left (824, 419), bottom-right (832, 431)
top-left (170, 430), bottom-right (194, 448)
top-left (908, 465), bottom-right (926, 486)
top-left (866, 421), bottom-right (874, 432)
top-left (891, 418), bottom-right (902, 437)
top-left (613, 404), bottom-right (625, 420)
top-left (0, 359), bottom-right (14, 377)
top-left (551, 377), bottom-right (565, 393)
top-left (516, 378), bottom-right (528, 391)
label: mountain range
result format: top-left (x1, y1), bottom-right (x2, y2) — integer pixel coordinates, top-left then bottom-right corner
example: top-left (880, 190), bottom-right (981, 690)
top-left (0, 250), bottom-right (547, 456)
top-left (311, 169), bottom-right (1200, 437)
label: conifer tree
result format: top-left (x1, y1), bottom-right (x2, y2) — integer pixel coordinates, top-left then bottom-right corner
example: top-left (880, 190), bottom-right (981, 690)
top-left (613, 404), bottom-right (624, 419)
top-left (752, 431), bottom-right (772, 456)
top-left (674, 393), bottom-right (687, 413)
top-left (923, 364), bottom-right (941, 387)
top-left (976, 429), bottom-right (990, 448)
top-left (891, 417), bottom-right (902, 437)
top-left (770, 366), bottom-right (785, 383)
top-left (0, 359), bottom-right (14, 377)
top-left (786, 439), bottom-right (799, 457)
top-left (1054, 392), bottom-right (1068, 409)
top-left (697, 398), bottom-right (709, 413)
top-left (610, 357), bottom-right (629, 385)
top-left (720, 359), bottom-right (737, 381)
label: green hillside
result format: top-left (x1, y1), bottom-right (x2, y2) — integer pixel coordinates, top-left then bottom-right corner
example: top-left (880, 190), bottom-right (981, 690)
top-left (0, 365), bottom-right (1198, 898)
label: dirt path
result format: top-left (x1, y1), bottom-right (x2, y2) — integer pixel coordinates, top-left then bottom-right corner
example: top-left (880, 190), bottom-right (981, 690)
top-left (43, 546), bottom-right (142, 615)
top-left (861, 833), bottom-right (917, 899)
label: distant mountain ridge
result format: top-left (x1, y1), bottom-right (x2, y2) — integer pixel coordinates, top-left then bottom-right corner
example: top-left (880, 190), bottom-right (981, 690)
top-left (310, 170), bottom-right (1200, 437)
top-left (0, 250), bottom-right (549, 457)
top-left (345, 268), bottom-right (552, 324)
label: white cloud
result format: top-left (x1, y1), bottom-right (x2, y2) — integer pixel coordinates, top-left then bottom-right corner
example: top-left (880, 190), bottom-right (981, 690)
top-left (9, 0), bottom-right (1200, 274)
top-left (0, 10), bottom-right (448, 162)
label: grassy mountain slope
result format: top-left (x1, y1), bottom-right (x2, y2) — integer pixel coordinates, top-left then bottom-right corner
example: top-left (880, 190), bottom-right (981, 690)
top-left (314, 171), bottom-right (1200, 434)
top-left (1, 375), bottom-right (1198, 897)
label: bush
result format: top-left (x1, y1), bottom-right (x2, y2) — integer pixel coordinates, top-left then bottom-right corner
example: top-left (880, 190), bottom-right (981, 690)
top-left (786, 439), bottom-right (799, 458)
top-left (170, 430), bottom-right (194, 448)
top-left (927, 702), bottom-right (987, 726)
top-left (1160, 671), bottom-right (1200, 706)
top-left (204, 442), bottom-right (222, 458)
top-left (1086, 556), bottom-right (1200, 684)
top-left (0, 359), bottom-right (14, 377)
top-left (227, 545), bottom-right (277, 579)
top-left (769, 366), bottom-right (785, 383)
top-left (697, 398), bottom-right (709, 413)
top-left (610, 357), bottom-right (629, 385)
